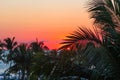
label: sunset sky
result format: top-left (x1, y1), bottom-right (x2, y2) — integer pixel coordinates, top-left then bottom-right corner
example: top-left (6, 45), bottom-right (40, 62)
top-left (0, 0), bottom-right (93, 49)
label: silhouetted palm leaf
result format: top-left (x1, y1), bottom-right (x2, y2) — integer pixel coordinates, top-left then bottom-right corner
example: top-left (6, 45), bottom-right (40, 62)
top-left (30, 39), bottom-right (49, 53)
top-left (60, 27), bottom-right (102, 50)
top-left (3, 37), bottom-right (17, 50)
top-left (88, 0), bottom-right (120, 31)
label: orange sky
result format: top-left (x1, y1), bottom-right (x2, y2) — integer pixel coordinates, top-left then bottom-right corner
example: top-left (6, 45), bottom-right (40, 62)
top-left (0, 0), bottom-right (93, 49)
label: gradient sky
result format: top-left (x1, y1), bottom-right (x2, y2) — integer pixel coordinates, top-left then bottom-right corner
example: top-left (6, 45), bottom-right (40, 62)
top-left (0, 0), bottom-right (93, 49)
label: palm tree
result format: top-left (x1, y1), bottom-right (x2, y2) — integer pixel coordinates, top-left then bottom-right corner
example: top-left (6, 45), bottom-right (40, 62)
top-left (60, 0), bottom-right (120, 79)
top-left (60, 25), bottom-right (120, 80)
top-left (30, 38), bottom-right (49, 53)
top-left (1, 37), bottom-right (18, 79)
top-left (6, 43), bottom-right (32, 80)
top-left (2, 37), bottom-right (17, 62)
top-left (3, 37), bottom-right (17, 50)
top-left (88, 0), bottom-right (120, 78)
top-left (59, 1), bottom-right (120, 79)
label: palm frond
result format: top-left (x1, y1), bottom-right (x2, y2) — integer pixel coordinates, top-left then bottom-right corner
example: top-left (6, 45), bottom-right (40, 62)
top-left (3, 37), bottom-right (17, 50)
top-left (88, 0), bottom-right (120, 31)
top-left (59, 27), bottom-right (102, 50)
